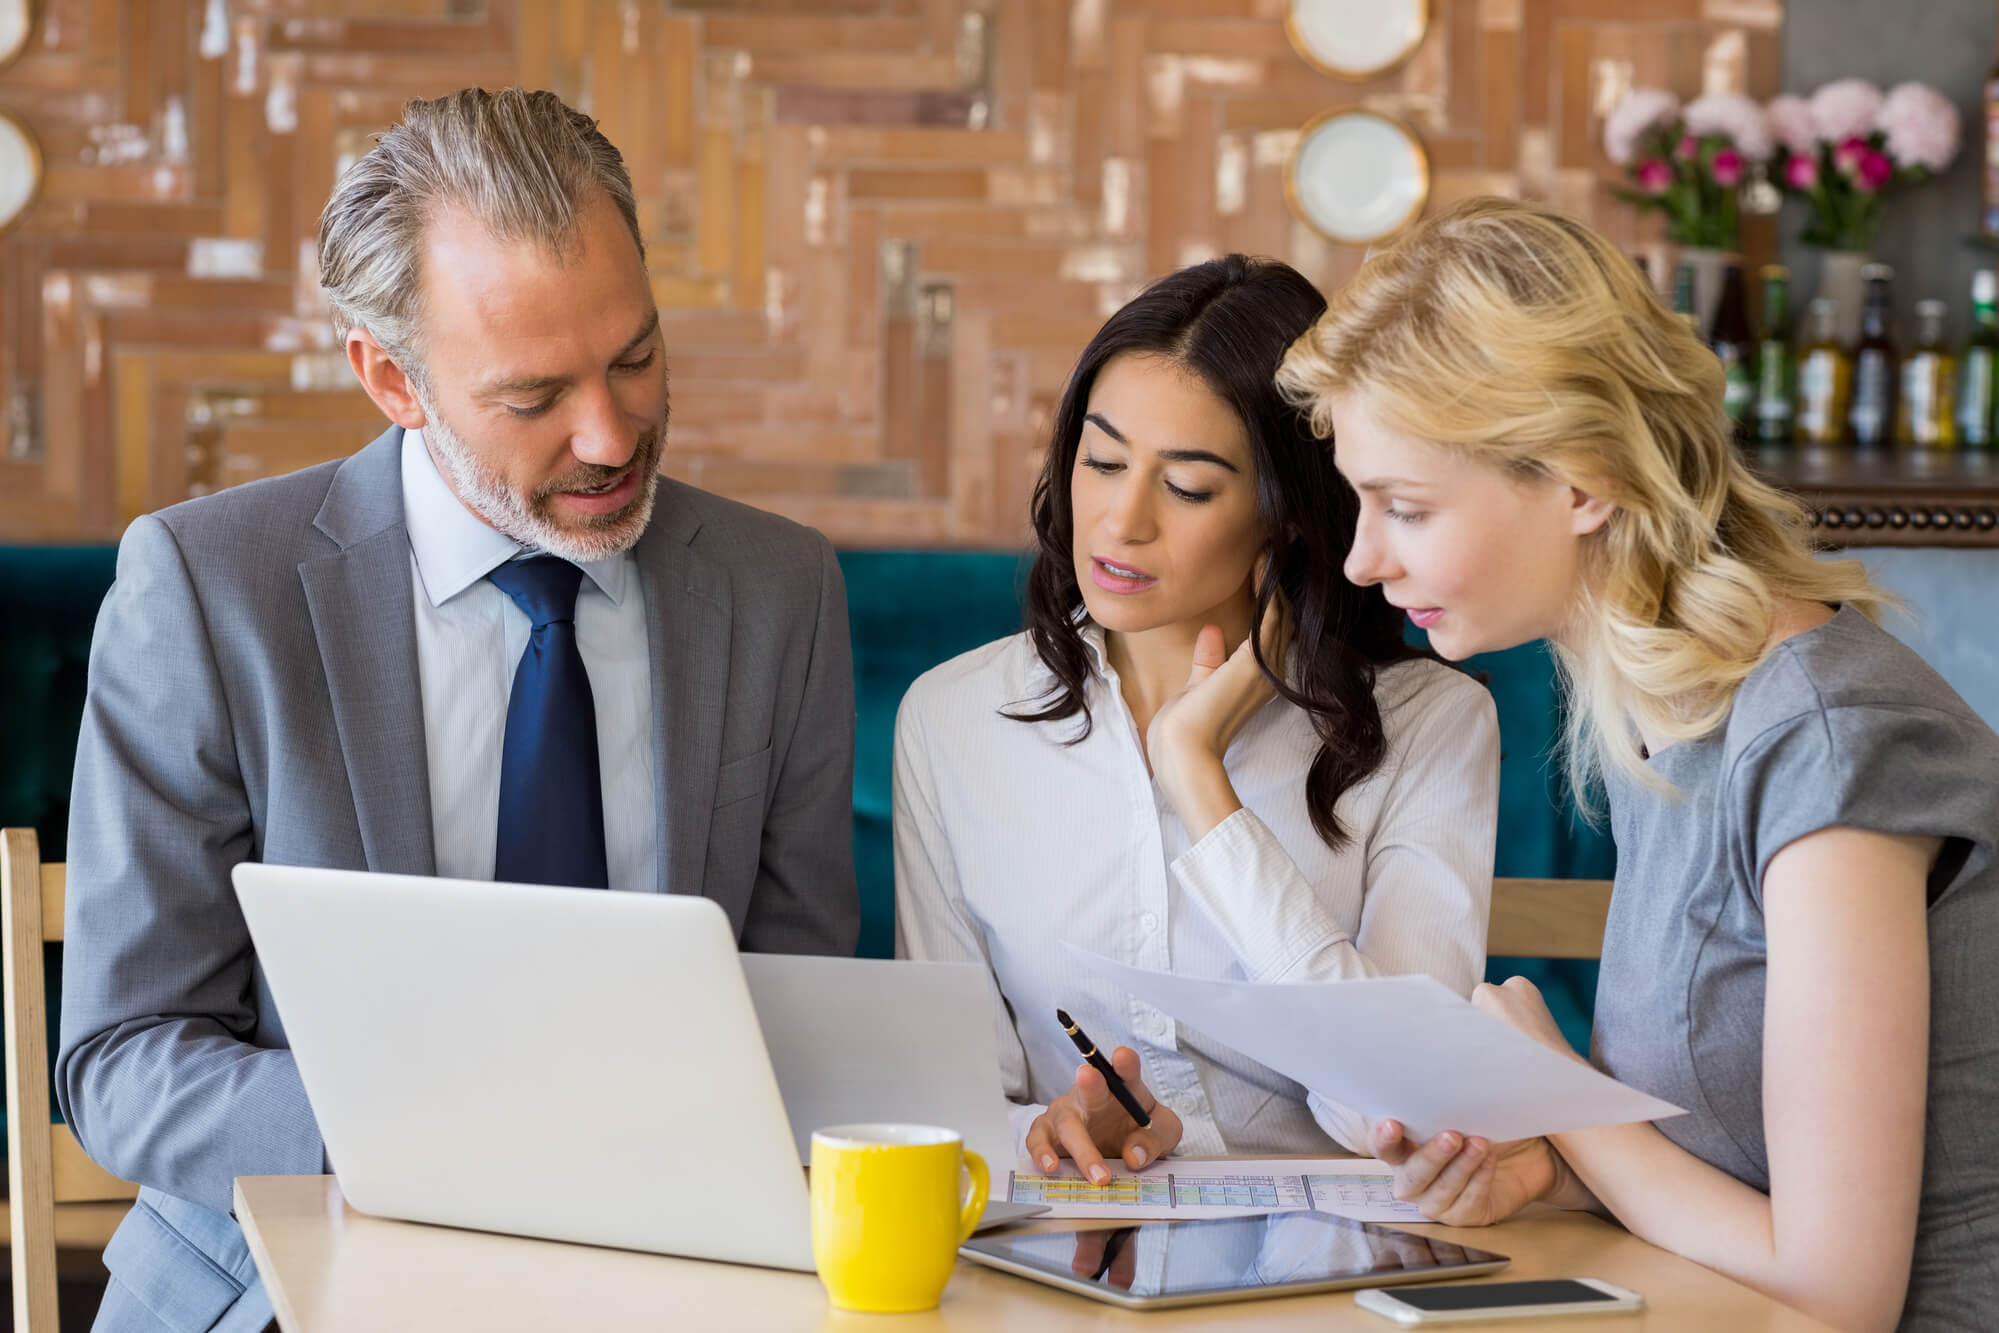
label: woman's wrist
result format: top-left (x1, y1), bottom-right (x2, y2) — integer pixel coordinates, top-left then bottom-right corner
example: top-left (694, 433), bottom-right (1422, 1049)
top-left (1541, 1140), bottom-right (1602, 1214)
top-left (1157, 747), bottom-right (1242, 842)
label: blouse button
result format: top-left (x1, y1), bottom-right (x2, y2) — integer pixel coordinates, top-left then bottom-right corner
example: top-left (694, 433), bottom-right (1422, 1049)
top-left (1140, 912), bottom-right (1159, 933)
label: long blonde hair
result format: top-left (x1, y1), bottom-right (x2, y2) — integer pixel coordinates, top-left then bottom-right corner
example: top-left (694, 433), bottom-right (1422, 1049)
top-left (1276, 196), bottom-right (1886, 804)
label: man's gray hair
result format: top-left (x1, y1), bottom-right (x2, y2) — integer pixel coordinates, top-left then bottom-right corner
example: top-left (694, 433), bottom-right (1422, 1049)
top-left (317, 87), bottom-right (645, 385)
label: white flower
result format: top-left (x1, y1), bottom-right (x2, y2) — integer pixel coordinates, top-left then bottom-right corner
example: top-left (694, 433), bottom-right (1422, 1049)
top-left (1764, 94), bottom-right (1818, 155)
top-left (1809, 78), bottom-right (1885, 144)
top-left (1875, 81), bottom-right (1960, 172)
top-left (1684, 92), bottom-right (1773, 161)
top-left (1604, 88), bottom-right (1680, 166)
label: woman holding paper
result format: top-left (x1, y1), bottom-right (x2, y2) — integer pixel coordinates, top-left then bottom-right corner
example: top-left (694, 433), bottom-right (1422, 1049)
top-left (1277, 196), bottom-right (1999, 1331)
top-left (893, 256), bottom-right (1500, 1185)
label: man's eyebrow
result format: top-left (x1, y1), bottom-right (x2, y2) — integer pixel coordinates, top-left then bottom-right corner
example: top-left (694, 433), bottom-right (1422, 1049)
top-left (1083, 412), bottom-right (1241, 472)
top-left (617, 308), bottom-right (661, 359)
top-left (475, 310), bottom-right (662, 399)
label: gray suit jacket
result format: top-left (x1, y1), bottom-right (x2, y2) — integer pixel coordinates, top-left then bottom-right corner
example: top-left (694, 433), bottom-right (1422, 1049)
top-left (56, 426), bottom-right (859, 1332)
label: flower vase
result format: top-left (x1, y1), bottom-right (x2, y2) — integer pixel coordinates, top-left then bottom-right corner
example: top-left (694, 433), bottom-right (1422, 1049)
top-left (1677, 246), bottom-right (1732, 336)
top-left (1816, 250), bottom-right (1870, 346)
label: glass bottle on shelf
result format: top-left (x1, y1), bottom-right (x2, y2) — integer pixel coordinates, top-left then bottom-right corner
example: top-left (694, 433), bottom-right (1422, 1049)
top-left (1984, 55), bottom-right (1999, 237)
top-left (1846, 264), bottom-right (1897, 448)
top-left (1708, 264), bottom-right (1755, 437)
top-left (1897, 299), bottom-right (1956, 447)
top-left (1672, 259), bottom-right (1699, 334)
top-left (1753, 265), bottom-right (1795, 444)
top-left (1795, 297), bottom-right (1852, 445)
top-left (1957, 269), bottom-right (1999, 448)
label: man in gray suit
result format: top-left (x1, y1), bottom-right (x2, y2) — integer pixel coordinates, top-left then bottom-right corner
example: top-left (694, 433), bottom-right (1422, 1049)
top-left (56, 88), bottom-right (858, 1332)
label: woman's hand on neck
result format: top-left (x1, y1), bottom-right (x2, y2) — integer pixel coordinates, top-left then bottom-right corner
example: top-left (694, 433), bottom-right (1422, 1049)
top-left (1105, 585), bottom-right (1283, 844)
top-left (1105, 612), bottom-right (1253, 736)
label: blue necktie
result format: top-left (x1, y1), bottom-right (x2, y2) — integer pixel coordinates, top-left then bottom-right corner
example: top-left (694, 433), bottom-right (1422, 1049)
top-left (488, 556), bottom-right (610, 889)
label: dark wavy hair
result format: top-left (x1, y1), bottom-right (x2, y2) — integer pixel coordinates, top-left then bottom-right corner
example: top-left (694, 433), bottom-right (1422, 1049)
top-left (1006, 254), bottom-right (1420, 851)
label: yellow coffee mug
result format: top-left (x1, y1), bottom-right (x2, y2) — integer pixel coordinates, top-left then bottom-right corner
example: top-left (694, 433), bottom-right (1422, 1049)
top-left (810, 1123), bottom-right (989, 1313)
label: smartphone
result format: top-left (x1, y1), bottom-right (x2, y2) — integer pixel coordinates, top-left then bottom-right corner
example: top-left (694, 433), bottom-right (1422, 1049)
top-left (1354, 1278), bottom-right (1644, 1324)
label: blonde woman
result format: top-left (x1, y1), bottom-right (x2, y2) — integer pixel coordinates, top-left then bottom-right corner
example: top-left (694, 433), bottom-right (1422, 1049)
top-left (1277, 197), bottom-right (1998, 1333)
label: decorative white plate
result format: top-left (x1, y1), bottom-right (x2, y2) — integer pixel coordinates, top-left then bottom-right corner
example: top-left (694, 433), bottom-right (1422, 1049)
top-left (1285, 109), bottom-right (1429, 245)
top-left (0, 0), bottom-right (29, 68)
top-left (0, 111), bottom-right (41, 233)
top-left (1286, 0), bottom-right (1428, 81)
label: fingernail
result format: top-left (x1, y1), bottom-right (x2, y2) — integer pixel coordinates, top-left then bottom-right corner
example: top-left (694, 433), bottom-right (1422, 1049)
top-left (1130, 1147), bottom-right (1148, 1167)
top-left (1464, 1139), bottom-right (1485, 1161)
top-left (1041, 1155), bottom-right (1058, 1172)
top-left (1090, 1165), bottom-right (1110, 1184)
top-left (1439, 1132), bottom-right (1460, 1151)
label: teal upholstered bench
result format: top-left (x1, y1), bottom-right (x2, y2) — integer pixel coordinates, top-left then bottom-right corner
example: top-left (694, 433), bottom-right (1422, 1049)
top-left (0, 544), bottom-right (1610, 1150)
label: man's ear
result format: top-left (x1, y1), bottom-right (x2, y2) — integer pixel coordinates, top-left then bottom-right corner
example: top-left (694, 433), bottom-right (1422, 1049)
top-left (346, 328), bottom-right (428, 430)
top-left (1569, 486), bottom-right (1616, 537)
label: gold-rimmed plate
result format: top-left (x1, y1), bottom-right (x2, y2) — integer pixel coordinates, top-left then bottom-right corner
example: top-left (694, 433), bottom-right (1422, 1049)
top-left (0, 111), bottom-right (40, 234)
top-left (1285, 0), bottom-right (1428, 81)
top-left (0, 0), bottom-right (31, 68)
top-left (1284, 109), bottom-right (1429, 245)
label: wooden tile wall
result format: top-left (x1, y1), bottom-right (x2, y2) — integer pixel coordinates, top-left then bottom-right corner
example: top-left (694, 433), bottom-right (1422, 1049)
top-left (0, 0), bottom-right (1781, 547)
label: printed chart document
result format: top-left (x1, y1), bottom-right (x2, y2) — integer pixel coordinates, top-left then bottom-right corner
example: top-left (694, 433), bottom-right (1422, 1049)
top-left (1067, 945), bottom-right (1683, 1144)
top-left (1006, 1157), bottom-right (1428, 1223)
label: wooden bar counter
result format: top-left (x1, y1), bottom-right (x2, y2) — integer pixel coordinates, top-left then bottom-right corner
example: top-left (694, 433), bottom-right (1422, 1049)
top-left (1747, 444), bottom-right (1999, 546)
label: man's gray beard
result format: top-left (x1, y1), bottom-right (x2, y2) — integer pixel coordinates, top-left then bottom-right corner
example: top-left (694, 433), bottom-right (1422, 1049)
top-left (418, 397), bottom-right (661, 564)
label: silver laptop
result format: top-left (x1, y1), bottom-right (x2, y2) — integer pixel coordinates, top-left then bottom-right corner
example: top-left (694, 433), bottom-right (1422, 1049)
top-left (233, 864), bottom-right (1021, 1272)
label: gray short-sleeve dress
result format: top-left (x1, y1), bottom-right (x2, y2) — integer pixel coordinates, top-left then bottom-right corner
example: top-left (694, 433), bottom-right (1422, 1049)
top-left (1593, 605), bottom-right (1999, 1331)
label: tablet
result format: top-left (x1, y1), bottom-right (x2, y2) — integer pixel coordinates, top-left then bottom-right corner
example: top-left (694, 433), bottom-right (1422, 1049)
top-left (958, 1212), bottom-right (1508, 1310)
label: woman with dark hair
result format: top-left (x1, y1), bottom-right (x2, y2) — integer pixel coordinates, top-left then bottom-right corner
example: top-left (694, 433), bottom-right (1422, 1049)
top-left (893, 256), bottom-right (1500, 1182)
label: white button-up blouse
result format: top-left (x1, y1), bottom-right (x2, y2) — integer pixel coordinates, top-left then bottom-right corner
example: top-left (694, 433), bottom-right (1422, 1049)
top-left (893, 624), bottom-right (1499, 1157)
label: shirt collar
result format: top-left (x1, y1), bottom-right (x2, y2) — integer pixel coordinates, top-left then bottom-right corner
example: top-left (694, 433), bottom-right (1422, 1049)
top-left (1078, 616), bottom-right (1114, 679)
top-left (400, 427), bottom-right (629, 608)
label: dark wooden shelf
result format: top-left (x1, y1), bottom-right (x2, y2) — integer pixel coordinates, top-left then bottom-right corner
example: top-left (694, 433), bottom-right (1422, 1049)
top-left (1742, 445), bottom-right (1999, 548)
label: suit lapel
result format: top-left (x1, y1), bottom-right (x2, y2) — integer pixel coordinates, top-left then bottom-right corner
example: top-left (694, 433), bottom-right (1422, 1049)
top-left (297, 428), bottom-right (437, 877)
top-left (636, 485), bottom-right (731, 897)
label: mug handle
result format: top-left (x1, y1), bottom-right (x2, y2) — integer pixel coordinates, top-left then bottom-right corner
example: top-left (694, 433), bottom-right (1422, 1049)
top-left (955, 1150), bottom-right (991, 1243)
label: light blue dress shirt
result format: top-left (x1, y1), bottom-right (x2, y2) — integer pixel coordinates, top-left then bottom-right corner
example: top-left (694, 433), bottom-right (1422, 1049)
top-left (399, 428), bottom-right (659, 893)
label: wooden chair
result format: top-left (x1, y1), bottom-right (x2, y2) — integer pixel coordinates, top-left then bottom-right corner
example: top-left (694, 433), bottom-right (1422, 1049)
top-left (2, 828), bottom-right (138, 1331)
top-left (1488, 876), bottom-right (1615, 960)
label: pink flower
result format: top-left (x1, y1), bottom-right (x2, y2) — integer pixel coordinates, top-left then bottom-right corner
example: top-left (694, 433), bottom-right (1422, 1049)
top-left (1675, 134), bottom-right (1699, 161)
top-left (1765, 94), bottom-right (1819, 154)
top-left (1710, 148), bottom-right (1745, 187)
top-left (1637, 158), bottom-right (1673, 194)
top-left (1810, 78), bottom-right (1885, 143)
top-left (1834, 136), bottom-right (1869, 175)
top-left (1603, 88), bottom-right (1680, 165)
top-left (1784, 153), bottom-right (1819, 189)
top-left (1855, 150), bottom-right (1894, 192)
top-left (1684, 93), bottom-right (1773, 161)
top-left (1875, 81), bottom-right (1960, 172)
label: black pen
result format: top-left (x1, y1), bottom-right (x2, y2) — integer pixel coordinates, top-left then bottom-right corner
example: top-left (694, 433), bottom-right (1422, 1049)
top-left (1089, 1227), bottom-right (1136, 1283)
top-left (1055, 1008), bottom-right (1152, 1129)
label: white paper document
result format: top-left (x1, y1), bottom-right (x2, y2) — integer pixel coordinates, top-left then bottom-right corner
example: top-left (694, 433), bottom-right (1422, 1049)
top-left (1006, 1156), bottom-right (1429, 1223)
top-left (1067, 945), bottom-right (1683, 1144)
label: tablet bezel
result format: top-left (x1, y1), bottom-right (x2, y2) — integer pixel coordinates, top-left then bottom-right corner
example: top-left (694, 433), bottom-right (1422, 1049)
top-left (957, 1213), bottom-right (1509, 1311)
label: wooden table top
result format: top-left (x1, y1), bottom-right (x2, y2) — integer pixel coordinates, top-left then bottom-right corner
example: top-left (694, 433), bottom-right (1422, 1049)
top-left (235, 1174), bottom-right (1836, 1332)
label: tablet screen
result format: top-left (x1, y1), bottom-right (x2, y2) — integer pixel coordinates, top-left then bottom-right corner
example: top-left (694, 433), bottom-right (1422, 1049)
top-left (960, 1212), bottom-right (1506, 1303)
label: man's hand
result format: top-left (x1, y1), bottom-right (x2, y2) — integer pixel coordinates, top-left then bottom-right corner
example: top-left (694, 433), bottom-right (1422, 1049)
top-left (1024, 1046), bottom-right (1184, 1184)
